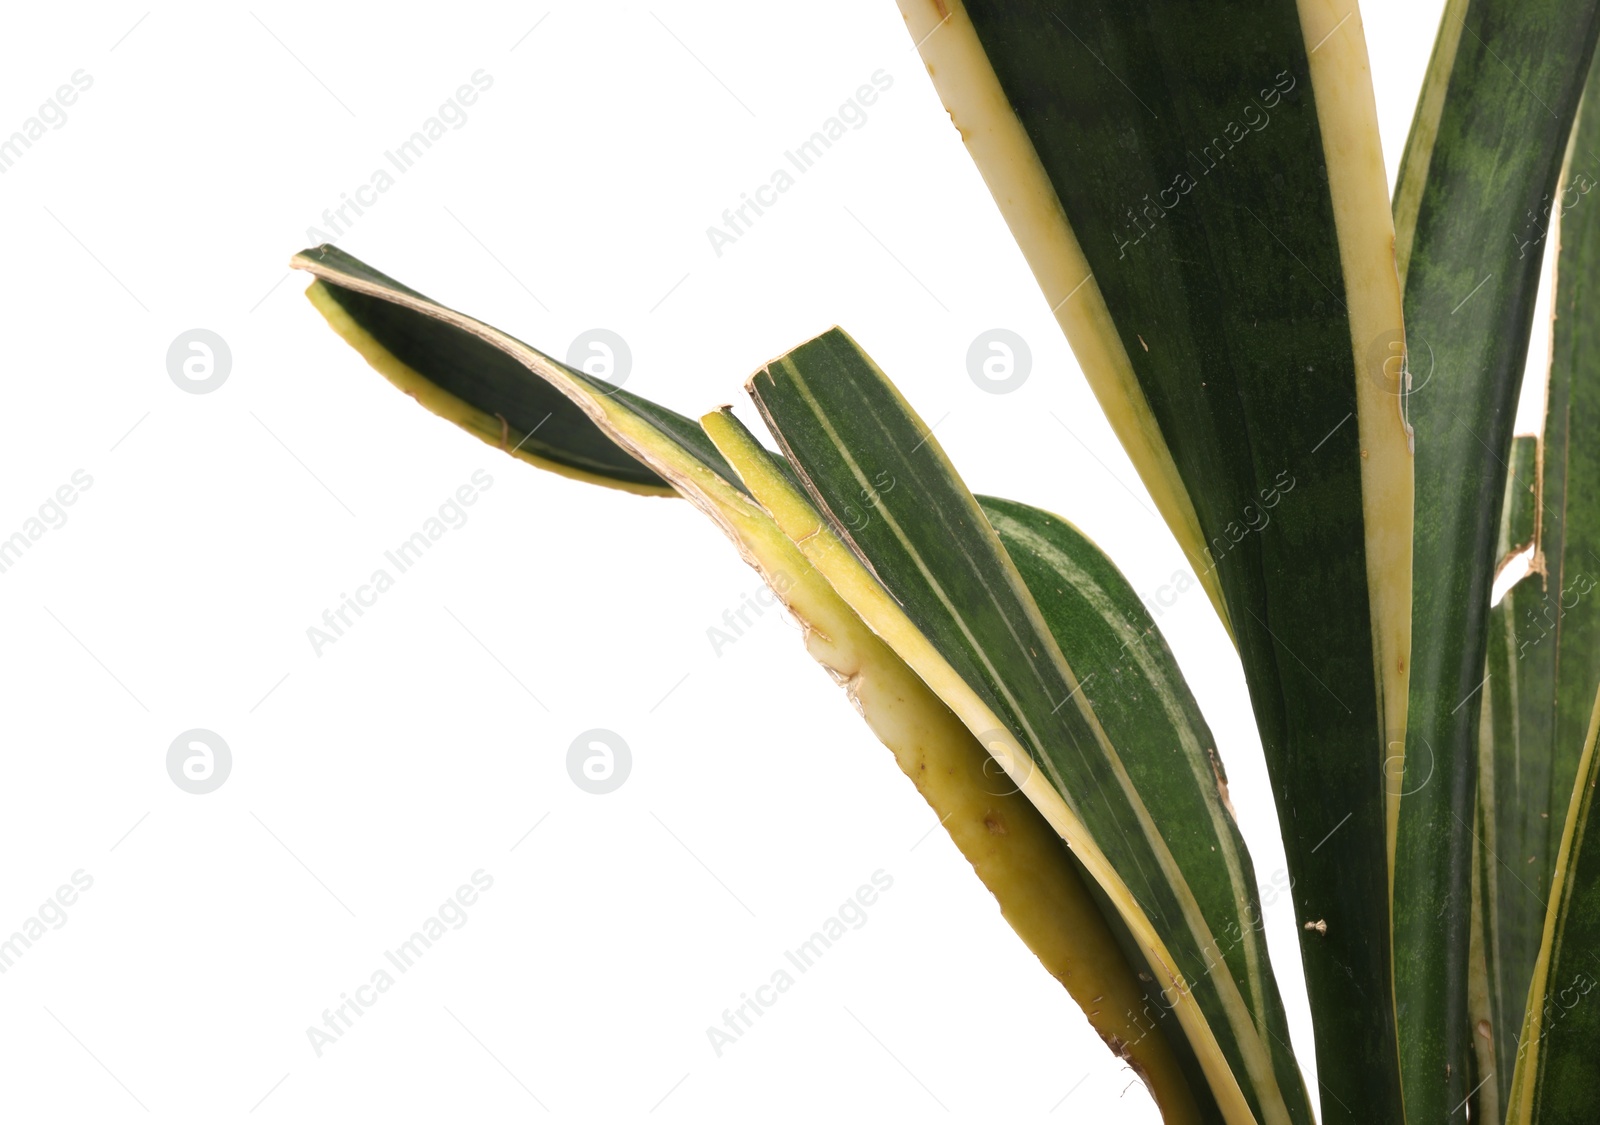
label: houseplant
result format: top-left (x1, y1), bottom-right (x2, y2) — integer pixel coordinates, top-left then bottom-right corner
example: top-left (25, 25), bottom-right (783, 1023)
top-left (291, 1), bottom-right (1600, 1120)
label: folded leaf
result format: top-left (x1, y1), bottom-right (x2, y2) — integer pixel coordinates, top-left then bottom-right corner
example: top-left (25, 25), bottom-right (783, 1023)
top-left (982, 494), bottom-right (1307, 1121)
top-left (726, 326), bottom-right (1313, 1124)
top-left (296, 247), bottom-right (676, 495)
top-left (290, 247), bottom-right (1213, 1120)
top-left (895, 3), bottom-right (1409, 1117)
top-left (1392, 2), bottom-right (1600, 1113)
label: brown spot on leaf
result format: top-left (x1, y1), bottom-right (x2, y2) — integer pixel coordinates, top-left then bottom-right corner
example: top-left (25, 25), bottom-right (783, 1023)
top-left (984, 811), bottom-right (1007, 836)
top-left (1206, 748), bottom-right (1236, 820)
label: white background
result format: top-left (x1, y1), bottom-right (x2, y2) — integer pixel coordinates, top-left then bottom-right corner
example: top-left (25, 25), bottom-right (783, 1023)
top-left (0, 2), bottom-right (1539, 1121)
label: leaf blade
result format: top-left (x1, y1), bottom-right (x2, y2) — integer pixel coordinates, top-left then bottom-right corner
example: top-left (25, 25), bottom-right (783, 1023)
top-left (896, 3), bottom-right (1409, 1117)
top-left (736, 326), bottom-right (1313, 1124)
top-left (297, 246), bottom-right (677, 495)
top-left (294, 247), bottom-right (1217, 1120)
top-left (981, 494), bottom-right (1310, 1121)
top-left (1484, 48), bottom-right (1600, 1119)
top-left (1506, 685), bottom-right (1600, 1123)
top-left (1392, 2), bottom-right (1600, 1113)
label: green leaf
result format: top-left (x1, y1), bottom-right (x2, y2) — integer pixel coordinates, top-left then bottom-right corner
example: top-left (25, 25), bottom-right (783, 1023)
top-left (896, 3), bottom-right (1409, 1117)
top-left (295, 243), bottom-right (692, 496)
top-left (1481, 53), bottom-right (1600, 1121)
top-left (1392, 2), bottom-right (1600, 1114)
top-left (292, 247), bottom-right (1219, 1121)
top-left (981, 493), bottom-right (1308, 1121)
top-left (1476, 435), bottom-right (1543, 1121)
top-left (1468, 800), bottom-right (1502, 1125)
top-left (1523, 70), bottom-right (1600, 1058)
top-left (1505, 685), bottom-right (1600, 1123)
top-left (723, 326), bottom-right (1314, 1125)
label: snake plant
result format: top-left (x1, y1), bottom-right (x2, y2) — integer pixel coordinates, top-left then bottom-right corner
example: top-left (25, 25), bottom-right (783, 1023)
top-left (291, 2), bottom-right (1600, 1121)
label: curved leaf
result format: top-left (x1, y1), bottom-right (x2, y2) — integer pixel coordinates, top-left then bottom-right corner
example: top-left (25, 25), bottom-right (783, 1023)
top-left (981, 494), bottom-right (1308, 1121)
top-left (290, 247), bottom-right (1215, 1120)
top-left (894, 4), bottom-right (1410, 1117)
top-left (295, 246), bottom-right (675, 495)
top-left (722, 326), bottom-right (1313, 1124)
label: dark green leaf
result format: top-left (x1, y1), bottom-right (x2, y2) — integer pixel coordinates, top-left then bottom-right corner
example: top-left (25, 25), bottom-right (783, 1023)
top-left (1504, 684), bottom-right (1600, 1123)
top-left (738, 326), bottom-right (1313, 1124)
top-left (898, 3), bottom-right (1409, 1117)
top-left (294, 246), bottom-right (1221, 1119)
top-left (1478, 436), bottom-right (1545, 1121)
top-left (1392, 2), bottom-right (1600, 1114)
top-left (1482, 47), bottom-right (1600, 1121)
